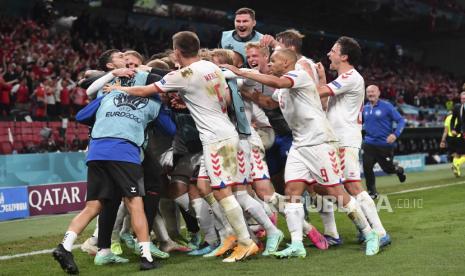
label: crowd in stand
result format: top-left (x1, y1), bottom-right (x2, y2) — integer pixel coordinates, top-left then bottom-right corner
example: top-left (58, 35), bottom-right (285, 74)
top-left (0, 15), bottom-right (463, 124)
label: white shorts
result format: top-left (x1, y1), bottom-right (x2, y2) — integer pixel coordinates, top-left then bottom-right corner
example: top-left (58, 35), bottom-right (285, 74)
top-left (198, 136), bottom-right (248, 188)
top-left (248, 130), bottom-right (270, 181)
top-left (285, 143), bottom-right (342, 186)
top-left (338, 146), bottom-right (361, 183)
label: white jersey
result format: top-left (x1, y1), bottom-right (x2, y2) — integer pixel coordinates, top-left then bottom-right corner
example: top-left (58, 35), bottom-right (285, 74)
top-left (272, 70), bottom-right (337, 147)
top-left (155, 60), bottom-right (237, 144)
top-left (325, 68), bottom-right (365, 148)
top-left (296, 56), bottom-right (319, 87)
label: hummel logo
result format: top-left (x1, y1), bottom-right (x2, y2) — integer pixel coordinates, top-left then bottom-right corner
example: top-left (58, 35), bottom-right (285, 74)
top-left (130, 187), bottom-right (136, 193)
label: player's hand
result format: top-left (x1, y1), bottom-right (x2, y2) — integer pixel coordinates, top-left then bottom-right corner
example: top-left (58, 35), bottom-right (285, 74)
top-left (103, 84), bottom-right (121, 93)
top-left (240, 88), bottom-right (254, 101)
top-left (451, 130), bottom-right (458, 136)
top-left (220, 64), bottom-right (240, 75)
top-left (440, 140), bottom-right (446, 148)
top-left (111, 68), bottom-right (135, 78)
top-left (315, 62), bottom-right (326, 78)
top-left (260, 34), bottom-right (278, 48)
top-left (170, 93), bottom-right (187, 110)
top-left (386, 134), bottom-right (397, 144)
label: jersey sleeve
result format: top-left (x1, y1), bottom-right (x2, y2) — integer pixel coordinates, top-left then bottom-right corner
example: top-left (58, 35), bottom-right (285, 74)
top-left (283, 70), bottom-right (307, 89)
top-left (155, 70), bottom-right (187, 92)
top-left (325, 71), bottom-right (357, 96)
top-left (271, 89), bottom-right (280, 102)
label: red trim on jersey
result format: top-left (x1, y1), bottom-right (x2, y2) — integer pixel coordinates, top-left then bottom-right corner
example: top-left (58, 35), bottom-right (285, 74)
top-left (197, 176), bottom-right (209, 179)
top-left (324, 84), bottom-right (335, 96)
top-left (343, 179), bottom-right (361, 184)
top-left (319, 182), bottom-right (343, 187)
top-left (153, 83), bottom-right (164, 93)
top-left (285, 179), bottom-right (314, 185)
top-left (253, 177), bottom-right (271, 182)
top-left (283, 76), bottom-right (294, 88)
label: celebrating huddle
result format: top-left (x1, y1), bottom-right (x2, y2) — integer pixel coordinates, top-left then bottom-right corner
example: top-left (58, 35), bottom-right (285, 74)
top-left (52, 26), bottom-right (390, 274)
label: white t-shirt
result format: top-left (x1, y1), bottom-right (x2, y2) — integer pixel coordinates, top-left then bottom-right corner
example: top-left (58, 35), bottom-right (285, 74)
top-left (295, 56), bottom-right (319, 87)
top-left (325, 68), bottom-right (365, 148)
top-left (155, 60), bottom-right (237, 144)
top-left (272, 70), bottom-right (337, 147)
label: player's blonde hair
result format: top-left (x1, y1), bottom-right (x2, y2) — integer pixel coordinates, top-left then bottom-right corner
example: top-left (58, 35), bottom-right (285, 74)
top-left (124, 50), bottom-right (144, 63)
top-left (210, 49), bottom-right (234, 65)
top-left (245, 42), bottom-right (270, 57)
top-left (146, 59), bottom-right (170, 70)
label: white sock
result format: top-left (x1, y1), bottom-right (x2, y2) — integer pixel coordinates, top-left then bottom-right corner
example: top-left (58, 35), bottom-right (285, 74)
top-left (159, 199), bottom-right (180, 238)
top-left (219, 195), bottom-right (252, 246)
top-left (139, 242), bottom-right (153, 262)
top-left (112, 203), bottom-right (127, 240)
top-left (96, 248), bottom-right (111, 256)
top-left (235, 190), bottom-right (279, 236)
top-left (267, 192), bottom-right (284, 212)
top-left (302, 220), bottom-right (313, 234)
top-left (254, 194), bottom-right (273, 217)
top-left (191, 198), bottom-right (218, 246)
top-left (284, 203), bottom-right (304, 243)
top-left (204, 193), bottom-right (234, 237)
top-left (153, 213), bottom-right (171, 243)
top-left (174, 193), bottom-right (190, 212)
top-left (344, 197), bottom-right (372, 235)
top-left (92, 216), bottom-right (99, 238)
top-left (121, 214), bottom-right (132, 235)
top-left (317, 195), bottom-right (339, 238)
top-left (89, 235), bottom-right (98, 245)
top-left (356, 191), bottom-right (386, 237)
top-left (61, 231), bottom-right (77, 252)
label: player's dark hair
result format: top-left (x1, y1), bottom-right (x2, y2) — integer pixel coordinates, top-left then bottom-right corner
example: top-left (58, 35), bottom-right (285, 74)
top-left (336, 36), bottom-right (361, 66)
top-left (276, 29), bottom-right (305, 54)
top-left (98, 49), bottom-right (120, 71)
top-left (172, 31), bottom-right (200, 58)
top-left (235, 7), bottom-right (256, 20)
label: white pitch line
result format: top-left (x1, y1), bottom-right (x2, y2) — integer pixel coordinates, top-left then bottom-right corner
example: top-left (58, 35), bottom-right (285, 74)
top-left (1, 181), bottom-right (465, 261)
top-left (386, 180), bottom-right (465, 195)
top-left (0, 244), bottom-right (81, 261)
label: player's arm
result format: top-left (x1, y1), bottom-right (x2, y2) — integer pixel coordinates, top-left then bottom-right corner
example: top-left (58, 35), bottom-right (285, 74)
top-left (440, 124), bottom-right (448, 148)
top-left (103, 82), bottom-right (160, 97)
top-left (221, 64), bottom-right (292, 89)
top-left (241, 87), bottom-right (279, 109)
top-left (391, 106), bottom-right (406, 138)
top-left (87, 68), bottom-right (135, 97)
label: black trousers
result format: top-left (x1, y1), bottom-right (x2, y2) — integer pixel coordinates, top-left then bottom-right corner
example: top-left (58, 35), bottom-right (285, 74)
top-left (97, 156), bottom-right (162, 249)
top-left (362, 143), bottom-right (398, 194)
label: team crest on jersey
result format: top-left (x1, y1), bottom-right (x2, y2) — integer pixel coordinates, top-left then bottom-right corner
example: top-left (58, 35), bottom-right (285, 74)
top-left (116, 76), bottom-right (136, 87)
top-left (331, 80), bottom-right (342, 89)
top-left (113, 94), bottom-right (148, 110)
top-left (224, 44), bottom-right (233, 50)
top-left (181, 68), bottom-right (193, 78)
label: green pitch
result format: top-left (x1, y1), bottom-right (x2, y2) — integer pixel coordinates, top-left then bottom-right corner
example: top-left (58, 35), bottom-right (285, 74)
top-left (1, 168), bottom-right (465, 275)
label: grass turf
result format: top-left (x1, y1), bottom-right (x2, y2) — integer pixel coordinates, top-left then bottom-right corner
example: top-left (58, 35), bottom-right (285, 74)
top-left (1, 168), bottom-right (465, 275)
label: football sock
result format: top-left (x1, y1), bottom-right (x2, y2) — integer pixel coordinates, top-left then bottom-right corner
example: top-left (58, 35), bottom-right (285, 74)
top-left (139, 242), bottom-right (153, 262)
top-left (235, 190), bottom-right (279, 236)
top-left (62, 231), bottom-right (77, 252)
top-left (356, 191), bottom-right (386, 237)
top-left (191, 198), bottom-right (218, 246)
top-left (219, 195), bottom-right (252, 246)
top-left (344, 197), bottom-right (372, 235)
top-left (284, 203), bottom-right (304, 242)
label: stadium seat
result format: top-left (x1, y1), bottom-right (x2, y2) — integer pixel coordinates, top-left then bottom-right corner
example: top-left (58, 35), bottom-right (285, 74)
top-left (0, 142), bottom-right (13, 155)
